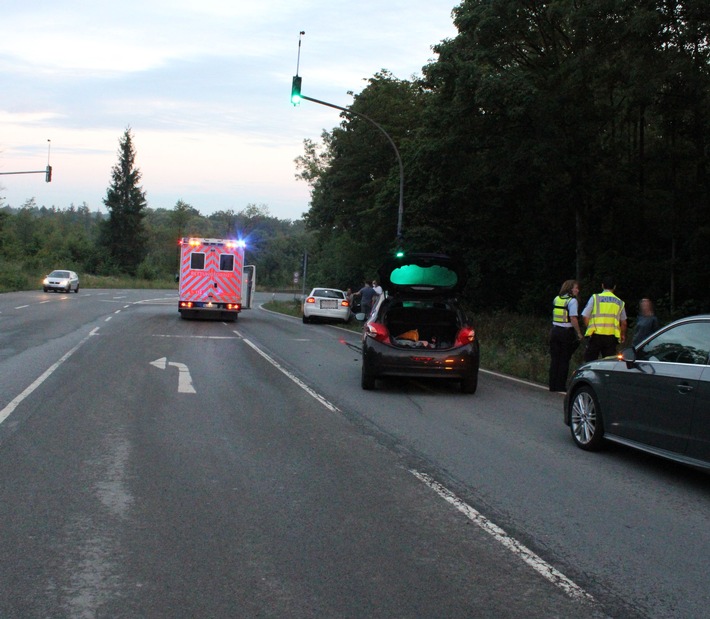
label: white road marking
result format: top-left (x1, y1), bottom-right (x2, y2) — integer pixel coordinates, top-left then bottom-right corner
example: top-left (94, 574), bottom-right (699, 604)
top-left (14, 305), bottom-right (29, 309)
top-left (105, 316), bottom-right (112, 322)
top-left (239, 334), bottom-right (592, 604)
top-left (0, 328), bottom-right (99, 425)
top-left (241, 338), bottom-right (340, 414)
top-left (410, 470), bottom-right (595, 604)
top-left (150, 357), bottom-right (196, 394)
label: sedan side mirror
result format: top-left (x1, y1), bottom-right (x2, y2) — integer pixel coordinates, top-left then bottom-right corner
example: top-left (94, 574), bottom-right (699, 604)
top-left (620, 347), bottom-right (637, 368)
top-left (355, 313), bottom-right (367, 322)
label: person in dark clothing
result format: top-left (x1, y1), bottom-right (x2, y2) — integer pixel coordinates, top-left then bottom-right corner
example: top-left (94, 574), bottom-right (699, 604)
top-left (632, 298), bottom-right (660, 347)
top-left (549, 279), bottom-right (584, 392)
top-left (353, 282), bottom-right (376, 317)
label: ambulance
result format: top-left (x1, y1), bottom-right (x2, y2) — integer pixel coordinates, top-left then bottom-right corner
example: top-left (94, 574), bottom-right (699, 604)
top-left (177, 237), bottom-right (255, 320)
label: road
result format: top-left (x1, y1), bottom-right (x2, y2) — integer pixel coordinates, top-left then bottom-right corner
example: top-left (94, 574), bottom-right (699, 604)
top-left (0, 289), bottom-right (708, 618)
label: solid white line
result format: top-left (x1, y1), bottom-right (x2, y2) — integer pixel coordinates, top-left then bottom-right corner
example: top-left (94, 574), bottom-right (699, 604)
top-left (241, 338), bottom-right (340, 414)
top-left (479, 368), bottom-right (549, 391)
top-left (0, 329), bottom-right (99, 425)
top-left (410, 470), bottom-right (595, 604)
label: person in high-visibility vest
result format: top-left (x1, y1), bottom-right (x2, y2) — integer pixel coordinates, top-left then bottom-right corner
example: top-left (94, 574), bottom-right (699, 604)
top-left (582, 276), bottom-right (627, 361)
top-left (549, 279), bottom-right (584, 392)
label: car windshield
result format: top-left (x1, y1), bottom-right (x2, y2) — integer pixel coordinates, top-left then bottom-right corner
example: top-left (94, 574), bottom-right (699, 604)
top-left (312, 289), bottom-right (344, 299)
top-left (49, 271), bottom-right (70, 278)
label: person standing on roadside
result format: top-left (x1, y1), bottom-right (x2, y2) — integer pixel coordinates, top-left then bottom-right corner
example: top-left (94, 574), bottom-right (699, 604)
top-left (353, 281), bottom-right (376, 318)
top-left (632, 298), bottom-right (660, 346)
top-left (582, 276), bottom-right (627, 361)
top-left (549, 279), bottom-right (584, 392)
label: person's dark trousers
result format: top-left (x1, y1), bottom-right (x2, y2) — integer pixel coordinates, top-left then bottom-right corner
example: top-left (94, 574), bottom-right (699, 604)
top-left (583, 333), bottom-right (618, 362)
top-left (549, 326), bottom-right (578, 391)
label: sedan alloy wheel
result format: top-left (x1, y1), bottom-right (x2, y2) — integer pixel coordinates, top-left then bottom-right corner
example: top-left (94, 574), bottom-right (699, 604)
top-left (570, 386), bottom-right (605, 451)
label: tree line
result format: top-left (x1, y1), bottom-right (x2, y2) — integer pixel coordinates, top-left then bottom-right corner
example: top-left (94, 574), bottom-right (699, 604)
top-left (0, 130), bottom-right (310, 290)
top-left (297, 0), bottom-right (710, 318)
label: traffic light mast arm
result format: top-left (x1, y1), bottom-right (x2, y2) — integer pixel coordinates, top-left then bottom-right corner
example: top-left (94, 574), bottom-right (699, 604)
top-left (299, 93), bottom-right (404, 243)
top-left (0, 166), bottom-right (52, 183)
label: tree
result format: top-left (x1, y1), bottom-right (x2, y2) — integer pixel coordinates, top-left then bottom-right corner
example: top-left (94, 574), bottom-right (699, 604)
top-left (99, 127), bottom-right (148, 275)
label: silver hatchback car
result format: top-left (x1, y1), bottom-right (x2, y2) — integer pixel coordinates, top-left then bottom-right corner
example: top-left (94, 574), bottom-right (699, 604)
top-left (43, 270), bottom-right (80, 293)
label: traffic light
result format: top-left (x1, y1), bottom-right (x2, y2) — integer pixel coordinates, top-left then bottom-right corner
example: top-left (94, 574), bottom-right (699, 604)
top-left (45, 165), bottom-right (52, 183)
top-left (291, 75), bottom-right (302, 105)
top-left (395, 249), bottom-right (405, 258)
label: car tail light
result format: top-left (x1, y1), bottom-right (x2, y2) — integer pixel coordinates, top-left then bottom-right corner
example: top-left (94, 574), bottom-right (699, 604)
top-left (365, 322), bottom-right (390, 343)
top-left (305, 297), bottom-right (316, 304)
top-left (341, 300), bottom-right (350, 307)
top-left (455, 326), bottom-right (476, 347)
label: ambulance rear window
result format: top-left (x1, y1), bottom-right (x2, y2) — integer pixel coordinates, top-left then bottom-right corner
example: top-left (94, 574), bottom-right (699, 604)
top-left (220, 255), bottom-right (234, 271)
top-left (191, 253), bottom-right (205, 269)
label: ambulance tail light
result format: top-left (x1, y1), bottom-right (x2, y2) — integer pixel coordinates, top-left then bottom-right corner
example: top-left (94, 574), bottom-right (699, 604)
top-left (226, 303), bottom-right (241, 311)
top-left (365, 322), bottom-right (390, 343)
top-left (455, 326), bottom-right (477, 347)
top-left (180, 301), bottom-right (194, 309)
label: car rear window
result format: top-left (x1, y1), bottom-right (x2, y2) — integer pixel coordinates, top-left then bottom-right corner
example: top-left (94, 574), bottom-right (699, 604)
top-left (389, 264), bottom-right (458, 288)
top-left (313, 289), bottom-right (344, 299)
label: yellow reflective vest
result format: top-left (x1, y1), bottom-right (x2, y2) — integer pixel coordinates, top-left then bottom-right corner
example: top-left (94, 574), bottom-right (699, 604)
top-left (552, 295), bottom-right (573, 324)
top-left (585, 291), bottom-right (624, 339)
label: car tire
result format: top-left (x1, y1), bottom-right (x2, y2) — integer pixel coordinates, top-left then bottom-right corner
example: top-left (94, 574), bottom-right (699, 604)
top-left (461, 373), bottom-right (478, 394)
top-left (302, 314), bottom-right (310, 324)
top-left (569, 385), bottom-right (605, 451)
top-left (361, 362), bottom-right (376, 390)
top-left (75, 285), bottom-right (80, 293)
top-left (43, 287), bottom-right (48, 292)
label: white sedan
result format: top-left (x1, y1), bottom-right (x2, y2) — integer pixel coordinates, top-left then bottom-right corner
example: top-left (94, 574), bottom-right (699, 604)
top-left (302, 287), bottom-right (351, 323)
top-left (43, 270), bottom-right (80, 293)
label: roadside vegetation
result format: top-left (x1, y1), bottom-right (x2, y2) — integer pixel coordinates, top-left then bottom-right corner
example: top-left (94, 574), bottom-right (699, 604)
top-left (263, 299), bottom-right (585, 385)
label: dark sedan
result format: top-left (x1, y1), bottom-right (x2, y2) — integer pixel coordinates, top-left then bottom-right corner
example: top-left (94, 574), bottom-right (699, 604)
top-left (564, 315), bottom-right (710, 469)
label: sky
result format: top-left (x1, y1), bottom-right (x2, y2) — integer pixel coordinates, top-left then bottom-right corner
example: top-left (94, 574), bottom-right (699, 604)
top-left (0, 0), bottom-right (459, 221)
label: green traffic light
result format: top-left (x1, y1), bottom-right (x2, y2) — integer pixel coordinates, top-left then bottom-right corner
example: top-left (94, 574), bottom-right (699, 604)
top-left (291, 75), bottom-right (302, 105)
top-left (395, 250), bottom-right (404, 258)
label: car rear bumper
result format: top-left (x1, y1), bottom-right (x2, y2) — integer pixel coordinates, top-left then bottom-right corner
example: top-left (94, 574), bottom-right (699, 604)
top-left (363, 338), bottom-right (479, 379)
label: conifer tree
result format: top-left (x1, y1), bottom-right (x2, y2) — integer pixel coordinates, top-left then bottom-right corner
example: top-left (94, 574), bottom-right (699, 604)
top-left (100, 127), bottom-right (147, 275)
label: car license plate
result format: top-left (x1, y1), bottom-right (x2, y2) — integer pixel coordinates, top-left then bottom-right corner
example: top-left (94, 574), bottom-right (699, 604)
top-left (320, 300), bottom-right (337, 309)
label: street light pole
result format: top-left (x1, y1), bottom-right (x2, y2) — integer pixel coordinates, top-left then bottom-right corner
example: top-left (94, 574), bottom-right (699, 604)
top-left (298, 93), bottom-right (404, 244)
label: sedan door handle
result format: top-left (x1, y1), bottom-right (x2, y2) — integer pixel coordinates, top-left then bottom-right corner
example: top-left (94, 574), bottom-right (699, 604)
top-left (676, 382), bottom-right (694, 394)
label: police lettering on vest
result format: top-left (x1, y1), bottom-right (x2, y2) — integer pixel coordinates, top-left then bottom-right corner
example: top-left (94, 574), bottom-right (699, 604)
top-left (585, 292), bottom-right (624, 340)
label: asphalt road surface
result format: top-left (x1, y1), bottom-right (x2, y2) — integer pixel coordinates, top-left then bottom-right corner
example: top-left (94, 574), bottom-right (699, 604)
top-left (0, 289), bottom-right (708, 618)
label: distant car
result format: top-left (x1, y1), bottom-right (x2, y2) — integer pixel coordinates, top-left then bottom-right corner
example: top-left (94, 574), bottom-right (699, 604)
top-left (360, 253), bottom-right (479, 393)
top-left (564, 315), bottom-right (710, 470)
top-left (302, 287), bottom-right (351, 323)
top-left (43, 270), bottom-right (80, 293)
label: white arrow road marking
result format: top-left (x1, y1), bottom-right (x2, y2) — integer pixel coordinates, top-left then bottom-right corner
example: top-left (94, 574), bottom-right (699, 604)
top-left (150, 357), bottom-right (196, 394)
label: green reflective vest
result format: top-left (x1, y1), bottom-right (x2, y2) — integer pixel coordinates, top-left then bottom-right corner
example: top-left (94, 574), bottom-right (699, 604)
top-left (585, 292), bottom-right (624, 339)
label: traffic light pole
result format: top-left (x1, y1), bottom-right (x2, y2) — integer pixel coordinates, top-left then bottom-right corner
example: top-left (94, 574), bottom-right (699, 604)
top-left (298, 93), bottom-right (404, 243)
top-left (0, 166), bottom-right (52, 182)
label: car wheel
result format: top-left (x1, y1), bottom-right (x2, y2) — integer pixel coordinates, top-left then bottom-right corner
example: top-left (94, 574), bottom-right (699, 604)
top-left (569, 385), bottom-right (605, 451)
top-left (43, 287), bottom-right (48, 292)
top-left (302, 314), bottom-right (310, 324)
top-left (461, 372), bottom-right (478, 394)
top-left (361, 362), bottom-right (376, 390)
top-left (75, 285), bottom-right (80, 293)
top-left (65, 286), bottom-right (71, 294)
